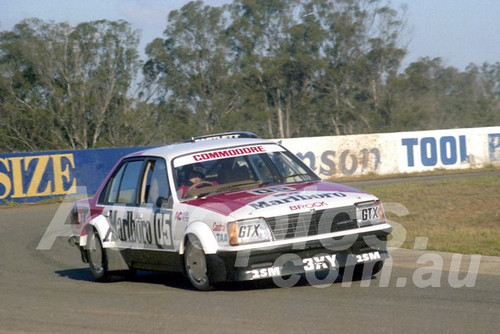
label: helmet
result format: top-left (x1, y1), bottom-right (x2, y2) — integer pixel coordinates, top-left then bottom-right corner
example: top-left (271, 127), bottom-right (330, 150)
top-left (188, 163), bottom-right (206, 178)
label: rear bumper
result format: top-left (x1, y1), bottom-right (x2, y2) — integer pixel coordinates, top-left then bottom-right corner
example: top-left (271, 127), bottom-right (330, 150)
top-left (68, 235), bottom-right (90, 264)
top-left (207, 226), bottom-right (391, 283)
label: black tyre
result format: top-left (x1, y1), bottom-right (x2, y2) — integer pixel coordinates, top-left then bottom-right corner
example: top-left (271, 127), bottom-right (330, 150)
top-left (184, 236), bottom-right (213, 291)
top-left (87, 228), bottom-right (109, 281)
top-left (371, 261), bottom-right (384, 276)
top-left (341, 261), bottom-right (384, 281)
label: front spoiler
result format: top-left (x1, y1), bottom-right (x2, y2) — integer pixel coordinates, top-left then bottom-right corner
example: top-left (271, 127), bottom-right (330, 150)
top-left (208, 227), bottom-right (391, 283)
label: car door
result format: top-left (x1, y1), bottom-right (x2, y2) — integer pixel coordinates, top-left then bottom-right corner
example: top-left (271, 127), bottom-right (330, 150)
top-left (98, 157), bottom-right (179, 271)
top-left (97, 158), bottom-right (144, 248)
top-left (134, 158), bottom-right (181, 271)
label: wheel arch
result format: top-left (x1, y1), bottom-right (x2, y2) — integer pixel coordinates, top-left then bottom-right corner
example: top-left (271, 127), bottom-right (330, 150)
top-left (81, 215), bottom-right (129, 272)
top-left (180, 221), bottom-right (219, 255)
top-left (79, 215), bottom-right (110, 247)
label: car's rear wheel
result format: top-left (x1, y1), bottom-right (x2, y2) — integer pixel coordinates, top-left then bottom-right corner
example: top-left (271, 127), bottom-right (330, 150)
top-left (87, 228), bottom-right (109, 281)
top-left (184, 236), bottom-right (213, 291)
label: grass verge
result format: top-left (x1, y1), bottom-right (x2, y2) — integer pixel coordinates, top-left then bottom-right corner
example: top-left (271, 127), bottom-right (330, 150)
top-left (359, 172), bottom-right (500, 256)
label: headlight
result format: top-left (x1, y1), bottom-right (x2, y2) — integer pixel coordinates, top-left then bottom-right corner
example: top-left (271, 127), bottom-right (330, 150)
top-left (228, 218), bottom-right (272, 246)
top-left (356, 200), bottom-right (387, 227)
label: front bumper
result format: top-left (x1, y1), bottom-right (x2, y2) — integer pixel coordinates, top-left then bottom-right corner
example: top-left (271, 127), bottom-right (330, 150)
top-left (207, 225), bottom-right (391, 283)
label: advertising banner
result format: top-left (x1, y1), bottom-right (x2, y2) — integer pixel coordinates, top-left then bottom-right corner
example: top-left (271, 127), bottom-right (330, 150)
top-left (280, 126), bottom-right (500, 177)
top-left (0, 147), bottom-right (150, 204)
top-left (1, 126), bottom-right (499, 204)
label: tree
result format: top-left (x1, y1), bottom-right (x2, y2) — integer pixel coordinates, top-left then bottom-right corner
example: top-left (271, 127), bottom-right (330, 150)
top-left (0, 20), bottom-right (60, 151)
top-left (0, 19), bottom-right (142, 151)
top-left (311, 0), bottom-right (406, 135)
top-left (143, 1), bottom-right (239, 138)
top-left (228, 0), bottom-right (314, 138)
top-left (3, 1), bottom-right (496, 151)
top-left (141, 0), bottom-right (408, 139)
top-left (381, 58), bottom-right (500, 131)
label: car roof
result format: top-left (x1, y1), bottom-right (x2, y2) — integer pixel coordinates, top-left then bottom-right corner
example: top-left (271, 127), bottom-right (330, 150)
top-left (130, 137), bottom-right (278, 161)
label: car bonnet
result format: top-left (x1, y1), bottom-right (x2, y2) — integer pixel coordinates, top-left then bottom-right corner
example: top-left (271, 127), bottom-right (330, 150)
top-left (181, 181), bottom-right (376, 219)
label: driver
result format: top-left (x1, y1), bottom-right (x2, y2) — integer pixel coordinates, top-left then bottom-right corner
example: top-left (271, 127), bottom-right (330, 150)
top-left (186, 164), bottom-right (206, 186)
top-left (179, 164), bottom-right (216, 198)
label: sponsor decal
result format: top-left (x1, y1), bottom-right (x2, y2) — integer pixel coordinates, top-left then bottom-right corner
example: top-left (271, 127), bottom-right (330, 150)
top-left (107, 209), bottom-right (174, 249)
top-left (213, 223), bottom-right (228, 243)
top-left (249, 192), bottom-right (346, 210)
top-left (174, 211), bottom-right (182, 222)
top-left (247, 267), bottom-right (282, 280)
top-left (246, 251), bottom-right (381, 280)
top-left (289, 201), bottom-right (328, 211)
top-left (193, 146), bottom-right (266, 162)
top-left (356, 251), bottom-right (381, 263)
top-left (212, 222), bottom-right (225, 232)
top-left (174, 211), bottom-right (189, 223)
top-left (215, 233), bottom-right (228, 243)
top-left (248, 186), bottom-right (295, 195)
top-left (246, 254), bottom-right (337, 279)
top-left (303, 255), bottom-right (337, 271)
top-left (174, 144), bottom-right (285, 167)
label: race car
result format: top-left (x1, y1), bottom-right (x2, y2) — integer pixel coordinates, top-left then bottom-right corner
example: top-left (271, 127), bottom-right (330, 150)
top-left (68, 132), bottom-right (392, 290)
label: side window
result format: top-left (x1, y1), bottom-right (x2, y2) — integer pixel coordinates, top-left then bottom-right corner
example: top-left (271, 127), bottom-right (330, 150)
top-left (142, 158), bottom-right (170, 206)
top-left (269, 152), bottom-right (298, 177)
top-left (99, 160), bottom-right (143, 204)
top-left (248, 154), bottom-right (276, 183)
top-left (117, 160), bottom-right (144, 204)
top-left (269, 152), bottom-right (316, 182)
top-left (101, 164), bottom-right (125, 204)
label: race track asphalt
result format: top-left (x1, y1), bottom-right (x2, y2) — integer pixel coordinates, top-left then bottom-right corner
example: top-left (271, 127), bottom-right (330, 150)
top-left (1, 186), bottom-right (499, 333)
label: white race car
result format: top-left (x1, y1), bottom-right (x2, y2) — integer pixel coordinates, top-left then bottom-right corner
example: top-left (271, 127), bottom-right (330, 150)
top-left (69, 132), bottom-right (392, 290)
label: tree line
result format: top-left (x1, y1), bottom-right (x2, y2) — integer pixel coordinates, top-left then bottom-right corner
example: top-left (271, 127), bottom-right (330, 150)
top-left (1, 0), bottom-right (499, 152)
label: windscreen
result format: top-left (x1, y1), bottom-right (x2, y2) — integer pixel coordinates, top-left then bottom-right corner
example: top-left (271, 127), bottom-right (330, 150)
top-left (173, 144), bottom-right (319, 199)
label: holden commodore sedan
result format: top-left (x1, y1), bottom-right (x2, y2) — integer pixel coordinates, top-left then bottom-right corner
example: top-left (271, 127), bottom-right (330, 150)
top-left (68, 132), bottom-right (392, 290)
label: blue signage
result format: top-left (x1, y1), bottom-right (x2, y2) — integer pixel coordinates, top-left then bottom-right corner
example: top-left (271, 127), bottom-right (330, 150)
top-left (401, 135), bottom-right (468, 167)
top-left (488, 133), bottom-right (500, 162)
top-left (0, 147), bottom-right (150, 204)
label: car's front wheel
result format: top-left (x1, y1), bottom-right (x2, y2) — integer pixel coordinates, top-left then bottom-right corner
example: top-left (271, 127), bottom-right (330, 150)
top-left (341, 261), bottom-right (385, 281)
top-left (87, 228), bottom-right (109, 281)
top-left (184, 236), bottom-right (213, 291)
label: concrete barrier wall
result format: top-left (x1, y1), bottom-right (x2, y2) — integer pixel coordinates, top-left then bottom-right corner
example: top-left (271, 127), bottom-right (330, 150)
top-left (280, 126), bottom-right (500, 178)
top-left (1, 126), bottom-right (499, 204)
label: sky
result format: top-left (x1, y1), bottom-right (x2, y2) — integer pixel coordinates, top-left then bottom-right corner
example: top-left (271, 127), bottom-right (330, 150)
top-left (1, 0), bottom-right (500, 70)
